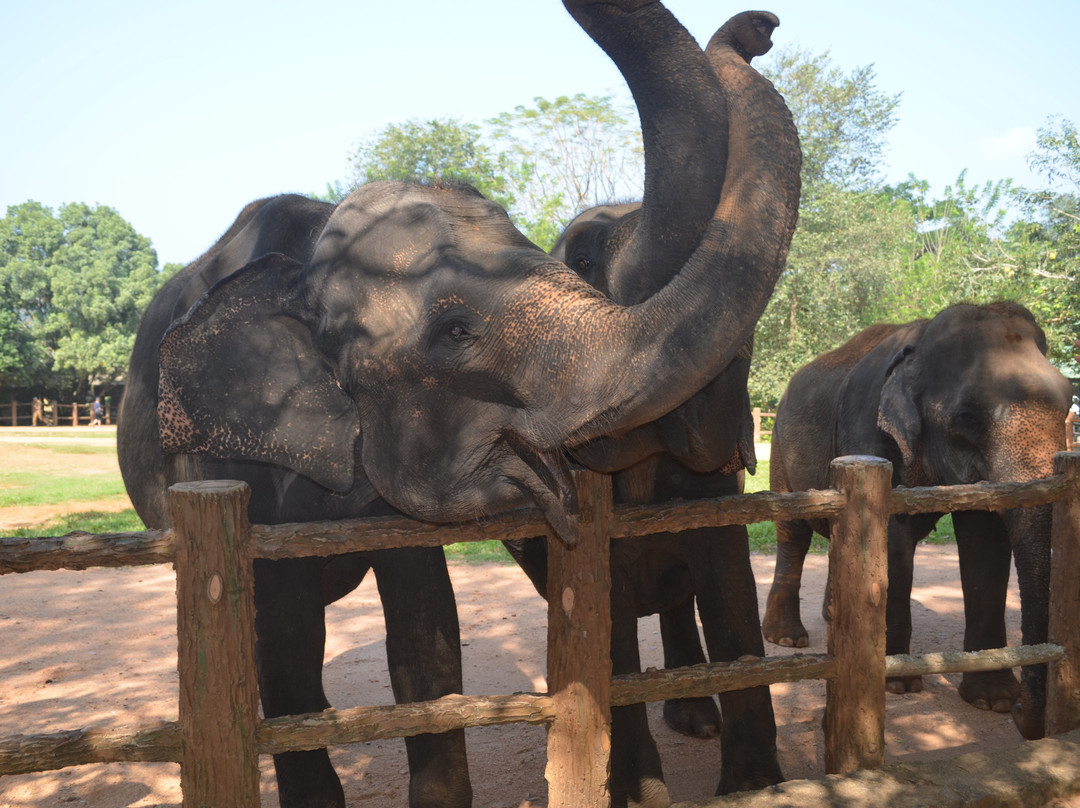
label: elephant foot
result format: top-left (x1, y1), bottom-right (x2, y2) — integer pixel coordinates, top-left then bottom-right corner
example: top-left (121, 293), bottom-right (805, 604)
top-left (762, 599), bottom-right (809, 648)
top-left (886, 675), bottom-right (923, 695)
top-left (663, 696), bottom-right (721, 738)
top-left (959, 669), bottom-right (1020, 713)
top-left (716, 756), bottom-right (784, 795)
top-left (762, 621), bottom-right (809, 648)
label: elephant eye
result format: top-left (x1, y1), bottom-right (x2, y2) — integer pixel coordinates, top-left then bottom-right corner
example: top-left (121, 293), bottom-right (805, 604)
top-left (951, 407), bottom-right (986, 440)
top-left (573, 255), bottom-right (593, 277)
top-left (443, 320), bottom-right (476, 345)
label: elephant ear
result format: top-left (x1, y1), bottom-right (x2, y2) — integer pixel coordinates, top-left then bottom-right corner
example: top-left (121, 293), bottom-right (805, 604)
top-left (157, 253), bottom-right (360, 492)
top-left (876, 344), bottom-right (920, 466)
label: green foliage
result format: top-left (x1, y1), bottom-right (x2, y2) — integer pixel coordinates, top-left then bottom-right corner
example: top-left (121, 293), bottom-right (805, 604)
top-left (1014, 117), bottom-right (1080, 374)
top-left (348, 117), bottom-right (515, 211)
top-left (761, 47), bottom-right (900, 196)
top-left (329, 95), bottom-right (642, 252)
top-left (489, 94), bottom-right (643, 249)
top-left (750, 50), bottom-right (1079, 405)
top-left (0, 201), bottom-right (176, 398)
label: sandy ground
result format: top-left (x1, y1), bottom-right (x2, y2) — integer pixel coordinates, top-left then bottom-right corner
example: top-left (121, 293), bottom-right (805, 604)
top-left (3, 541), bottom-right (1077, 808)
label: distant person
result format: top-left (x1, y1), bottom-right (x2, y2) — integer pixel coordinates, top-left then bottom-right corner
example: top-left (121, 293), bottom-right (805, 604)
top-left (32, 397), bottom-right (43, 426)
top-left (91, 397), bottom-right (104, 427)
top-left (41, 398), bottom-right (53, 426)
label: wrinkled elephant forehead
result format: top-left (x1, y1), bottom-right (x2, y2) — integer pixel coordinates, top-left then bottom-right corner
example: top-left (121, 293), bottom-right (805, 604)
top-left (312, 180), bottom-right (530, 280)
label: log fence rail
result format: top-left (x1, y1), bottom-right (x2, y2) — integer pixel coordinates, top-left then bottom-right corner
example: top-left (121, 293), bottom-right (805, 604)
top-left (1, 452), bottom-right (1078, 807)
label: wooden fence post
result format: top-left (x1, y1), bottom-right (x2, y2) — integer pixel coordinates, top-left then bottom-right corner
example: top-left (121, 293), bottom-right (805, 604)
top-left (752, 407), bottom-right (762, 443)
top-left (1048, 451), bottom-right (1080, 735)
top-left (168, 480), bottom-right (261, 808)
top-left (545, 469), bottom-right (612, 808)
top-left (824, 455), bottom-right (891, 774)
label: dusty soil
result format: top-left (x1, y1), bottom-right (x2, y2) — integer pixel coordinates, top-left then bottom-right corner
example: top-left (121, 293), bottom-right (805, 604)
top-left (3, 541), bottom-right (1078, 807)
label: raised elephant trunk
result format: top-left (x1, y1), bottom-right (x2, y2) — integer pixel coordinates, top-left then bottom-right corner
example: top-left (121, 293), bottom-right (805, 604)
top-left (511, 4), bottom-right (800, 451)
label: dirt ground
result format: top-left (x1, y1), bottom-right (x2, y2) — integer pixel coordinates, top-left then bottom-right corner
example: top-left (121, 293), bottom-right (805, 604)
top-left (3, 540), bottom-right (1078, 808)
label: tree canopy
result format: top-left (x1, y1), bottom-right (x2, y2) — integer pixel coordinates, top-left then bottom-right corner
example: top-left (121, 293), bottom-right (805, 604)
top-left (0, 201), bottom-right (177, 400)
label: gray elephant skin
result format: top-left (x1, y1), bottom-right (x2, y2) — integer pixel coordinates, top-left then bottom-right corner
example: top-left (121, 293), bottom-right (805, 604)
top-left (762, 301), bottom-right (1072, 742)
top-left (116, 1), bottom-right (801, 806)
top-left (503, 13), bottom-right (799, 803)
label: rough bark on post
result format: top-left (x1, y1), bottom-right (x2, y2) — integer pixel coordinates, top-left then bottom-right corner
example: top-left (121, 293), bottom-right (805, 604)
top-left (824, 455), bottom-right (891, 774)
top-left (545, 469), bottom-right (612, 808)
top-left (1048, 451), bottom-right (1080, 735)
top-left (168, 480), bottom-right (261, 807)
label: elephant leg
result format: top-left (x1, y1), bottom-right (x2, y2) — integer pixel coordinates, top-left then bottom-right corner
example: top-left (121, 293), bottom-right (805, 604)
top-left (693, 526), bottom-right (784, 794)
top-left (659, 596), bottom-right (722, 738)
top-left (1004, 505), bottom-right (1053, 740)
top-left (610, 572), bottom-right (669, 808)
top-left (762, 517), bottom-right (813, 647)
top-left (953, 511), bottom-right (1020, 713)
top-left (884, 515), bottom-right (934, 695)
top-left (374, 547), bottom-right (472, 808)
top-left (253, 556), bottom-right (345, 808)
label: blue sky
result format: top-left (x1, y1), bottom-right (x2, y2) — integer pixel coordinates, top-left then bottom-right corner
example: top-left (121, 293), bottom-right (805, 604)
top-left (4, 0), bottom-right (1078, 266)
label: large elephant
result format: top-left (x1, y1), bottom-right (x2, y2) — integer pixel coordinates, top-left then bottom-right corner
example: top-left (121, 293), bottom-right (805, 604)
top-left (761, 302), bottom-right (1072, 741)
top-left (116, 2), bottom-right (801, 806)
top-left (505, 14), bottom-right (798, 805)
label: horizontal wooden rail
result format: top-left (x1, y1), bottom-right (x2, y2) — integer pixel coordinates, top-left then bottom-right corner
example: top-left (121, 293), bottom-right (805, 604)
top-left (0, 529), bottom-right (173, 574)
top-left (1, 643), bottom-right (1063, 775)
top-left (891, 475), bottom-right (1071, 515)
top-left (3, 474), bottom-right (1068, 573)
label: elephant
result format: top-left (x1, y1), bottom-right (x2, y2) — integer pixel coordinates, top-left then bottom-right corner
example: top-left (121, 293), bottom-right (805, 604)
top-left (504, 12), bottom-right (798, 804)
top-left (761, 301), bottom-right (1072, 741)
top-left (116, 2), bottom-right (801, 806)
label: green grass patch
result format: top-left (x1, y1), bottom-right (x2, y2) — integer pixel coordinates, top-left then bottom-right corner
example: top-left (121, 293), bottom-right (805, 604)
top-left (0, 469), bottom-right (128, 508)
top-left (6, 508), bottom-right (145, 538)
top-left (445, 539), bottom-right (515, 564)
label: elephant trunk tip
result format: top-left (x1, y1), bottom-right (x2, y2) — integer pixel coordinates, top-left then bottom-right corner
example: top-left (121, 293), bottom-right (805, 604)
top-left (1012, 700), bottom-right (1046, 741)
top-left (708, 11), bottom-right (779, 63)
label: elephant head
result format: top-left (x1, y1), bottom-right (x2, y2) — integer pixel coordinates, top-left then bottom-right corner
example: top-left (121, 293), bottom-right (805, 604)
top-left (877, 301), bottom-right (1073, 738)
top-left (154, 1), bottom-right (801, 543)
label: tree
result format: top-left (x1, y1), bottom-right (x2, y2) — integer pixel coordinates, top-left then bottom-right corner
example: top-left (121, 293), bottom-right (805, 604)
top-left (1017, 116), bottom-right (1080, 373)
top-left (1028, 115), bottom-right (1080, 192)
top-left (0, 201), bottom-right (176, 399)
top-left (346, 117), bottom-right (515, 211)
top-left (759, 47), bottom-right (900, 197)
top-left (489, 93), bottom-right (643, 249)
top-left (749, 49), bottom-right (904, 405)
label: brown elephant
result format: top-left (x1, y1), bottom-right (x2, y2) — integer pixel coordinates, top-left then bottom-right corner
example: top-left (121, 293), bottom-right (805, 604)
top-left (117, 2), bottom-right (801, 806)
top-left (762, 302), bottom-right (1072, 741)
top-left (504, 14), bottom-right (797, 802)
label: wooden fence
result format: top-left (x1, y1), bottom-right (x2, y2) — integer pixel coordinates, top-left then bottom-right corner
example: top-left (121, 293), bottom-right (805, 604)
top-left (0, 452), bottom-right (1079, 807)
top-left (752, 408), bottom-right (1080, 451)
top-left (2, 399), bottom-right (112, 427)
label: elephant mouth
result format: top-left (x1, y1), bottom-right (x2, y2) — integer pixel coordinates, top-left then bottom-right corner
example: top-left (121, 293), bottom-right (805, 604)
top-left (504, 432), bottom-right (578, 543)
